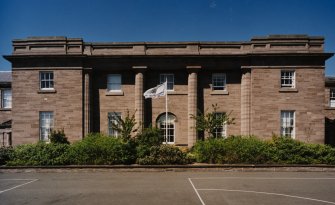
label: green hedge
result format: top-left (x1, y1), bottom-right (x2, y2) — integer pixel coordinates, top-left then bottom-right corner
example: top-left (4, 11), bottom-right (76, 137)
top-left (7, 143), bottom-right (70, 166)
top-left (269, 137), bottom-right (335, 164)
top-left (193, 136), bottom-right (271, 164)
top-left (0, 146), bottom-right (14, 165)
top-left (67, 133), bottom-right (136, 165)
top-left (192, 136), bottom-right (335, 164)
top-left (4, 134), bottom-right (335, 166)
top-left (137, 145), bottom-right (192, 165)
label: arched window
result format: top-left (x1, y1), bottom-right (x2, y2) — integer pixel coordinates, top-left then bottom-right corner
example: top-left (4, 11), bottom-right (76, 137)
top-left (156, 113), bottom-right (176, 144)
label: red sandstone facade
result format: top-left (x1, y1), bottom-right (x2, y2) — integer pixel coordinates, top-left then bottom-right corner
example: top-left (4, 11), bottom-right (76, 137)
top-left (3, 35), bottom-right (334, 146)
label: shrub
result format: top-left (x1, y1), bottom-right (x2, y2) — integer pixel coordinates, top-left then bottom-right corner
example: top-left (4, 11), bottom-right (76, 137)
top-left (0, 146), bottom-right (14, 165)
top-left (135, 126), bottom-right (164, 160)
top-left (192, 137), bottom-right (226, 163)
top-left (136, 126), bottom-right (163, 147)
top-left (49, 129), bottom-right (69, 144)
top-left (137, 145), bottom-right (192, 165)
top-left (67, 133), bottom-right (136, 165)
top-left (7, 143), bottom-right (70, 166)
top-left (223, 136), bottom-right (272, 164)
top-left (192, 136), bottom-right (271, 164)
top-left (269, 136), bottom-right (335, 164)
top-left (193, 136), bottom-right (335, 165)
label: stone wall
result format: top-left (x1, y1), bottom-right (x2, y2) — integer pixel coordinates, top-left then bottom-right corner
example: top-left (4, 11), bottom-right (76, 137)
top-left (250, 67), bottom-right (325, 143)
top-left (11, 69), bottom-right (83, 144)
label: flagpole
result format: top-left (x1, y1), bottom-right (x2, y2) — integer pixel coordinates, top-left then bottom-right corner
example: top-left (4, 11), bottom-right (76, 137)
top-left (165, 80), bottom-right (168, 144)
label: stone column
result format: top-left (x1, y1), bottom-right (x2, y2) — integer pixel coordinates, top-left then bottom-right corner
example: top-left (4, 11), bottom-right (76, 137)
top-left (133, 66), bottom-right (147, 131)
top-left (241, 68), bottom-right (251, 135)
top-left (187, 66), bottom-right (201, 148)
top-left (83, 69), bottom-right (91, 138)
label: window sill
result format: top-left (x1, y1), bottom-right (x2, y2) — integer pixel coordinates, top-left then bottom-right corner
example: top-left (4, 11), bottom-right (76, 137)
top-left (211, 90), bottom-right (229, 95)
top-left (279, 88), bottom-right (298, 93)
top-left (38, 89), bottom-right (57, 94)
top-left (325, 107), bottom-right (335, 110)
top-left (0, 108), bottom-right (11, 111)
top-left (106, 91), bottom-right (124, 96)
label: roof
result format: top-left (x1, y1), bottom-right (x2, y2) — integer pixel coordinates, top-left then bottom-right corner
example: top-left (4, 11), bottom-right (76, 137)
top-left (0, 71), bottom-right (12, 83)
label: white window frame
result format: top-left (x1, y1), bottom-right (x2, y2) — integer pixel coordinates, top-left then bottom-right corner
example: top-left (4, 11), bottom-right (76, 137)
top-left (213, 112), bottom-right (227, 138)
top-left (212, 73), bottom-right (226, 91)
top-left (1, 89), bottom-right (12, 109)
top-left (157, 114), bottom-right (176, 144)
top-left (281, 70), bottom-right (295, 88)
top-left (160, 73), bottom-right (174, 91)
top-left (280, 111), bottom-right (295, 138)
top-left (107, 74), bottom-right (122, 92)
top-left (108, 112), bottom-right (121, 137)
top-left (40, 71), bottom-right (54, 90)
top-left (40, 111), bottom-right (54, 142)
top-left (330, 88), bottom-right (335, 108)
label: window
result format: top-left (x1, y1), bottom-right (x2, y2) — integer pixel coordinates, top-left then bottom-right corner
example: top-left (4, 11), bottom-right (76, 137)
top-left (40, 71), bottom-right (54, 90)
top-left (212, 73), bottom-right (226, 90)
top-left (1, 89), bottom-right (12, 109)
top-left (213, 112), bottom-right (227, 138)
top-left (157, 113), bottom-right (176, 144)
top-left (330, 89), bottom-right (335, 107)
top-left (280, 111), bottom-right (295, 138)
top-left (108, 112), bottom-right (121, 137)
top-left (40, 111), bottom-right (54, 141)
top-left (107, 74), bottom-right (121, 91)
top-left (281, 71), bottom-right (295, 88)
top-left (160, 74), bottom-right (174, 91)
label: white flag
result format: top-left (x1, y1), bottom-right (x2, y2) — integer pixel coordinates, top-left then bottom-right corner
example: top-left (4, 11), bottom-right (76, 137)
top-left (143, 82), bottom-right (167, 99)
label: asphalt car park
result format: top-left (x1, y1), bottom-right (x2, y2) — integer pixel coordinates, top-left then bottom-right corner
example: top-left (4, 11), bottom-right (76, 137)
top-left (1, 170), bottom-right (335, 205)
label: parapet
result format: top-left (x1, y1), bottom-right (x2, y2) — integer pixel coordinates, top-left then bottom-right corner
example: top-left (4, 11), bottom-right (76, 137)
top-left (10, 35), bottom-right (325, 56)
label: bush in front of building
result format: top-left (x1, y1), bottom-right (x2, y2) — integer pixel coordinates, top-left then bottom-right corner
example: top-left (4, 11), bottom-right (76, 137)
top-left (67, 133), bottom-right (137, 165)
top-left (135, 126), bottom-right (164, 161)
top-left (269, 136), bottom-right (335, 164)
top-left (7, 143), bottom-right (70, 166)
top-left (192, 136), bottom-right (335, 164)
top-left (49, 129), bottom-right (70, 144)
top-left (192, 136), bottom-right (271, 164)
top-left (0, 146), bottom-right (14, 165)
top-left (135, 126), bottom-right (193, 165)
top-left (137, 145), bottom-right (192, 165)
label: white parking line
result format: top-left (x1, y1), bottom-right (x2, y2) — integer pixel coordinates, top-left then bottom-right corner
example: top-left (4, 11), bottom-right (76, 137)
top-left (188, 177), bottom-right (335, 205)
top-left (0, 179), bottom-right (39, 181)
top-left (197, 188), bottom-right (335, 205)
top-left (188, 178), bottom-right (206, 205)
top-left (0, 179), bottom-right (39, 194)
top-left (190, 177), bottom-right (335, 180)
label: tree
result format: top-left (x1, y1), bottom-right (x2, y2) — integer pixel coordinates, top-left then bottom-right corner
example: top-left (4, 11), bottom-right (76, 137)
top-left (49, 129), bottom-right (70, 144)
top-left (110, 110), bottom-right (138, 141)
top-left (191, 104), bottom-right (234, 138)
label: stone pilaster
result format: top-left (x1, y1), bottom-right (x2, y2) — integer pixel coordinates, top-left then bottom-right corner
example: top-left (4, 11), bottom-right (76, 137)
top-left (187, 66), bottom-right (201, 147)
top-left (133, 66), bottom-right (147, 130)
top-left (83, 69), bottom-right (91, 138)
top-left (241, 68), bottom-right (251, 135)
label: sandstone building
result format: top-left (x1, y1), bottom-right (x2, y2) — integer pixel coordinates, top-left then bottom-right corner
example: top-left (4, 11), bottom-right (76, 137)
top-left (0, 71), bottom-right (12, 146)
top-left (325, 76), bottom-right (335, 145)
top-left (3, 35), bottom-right (335, 147)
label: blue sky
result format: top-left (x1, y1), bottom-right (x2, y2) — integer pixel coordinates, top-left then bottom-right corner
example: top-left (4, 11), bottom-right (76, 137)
top-left (1, 0), bottom-right (335, 75)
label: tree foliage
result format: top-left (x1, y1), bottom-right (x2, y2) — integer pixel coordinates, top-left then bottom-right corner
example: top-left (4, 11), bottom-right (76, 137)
top-left (110, 110), bottom-right (138, 141)
top-left (191, 104), bottom-right (234, 138)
